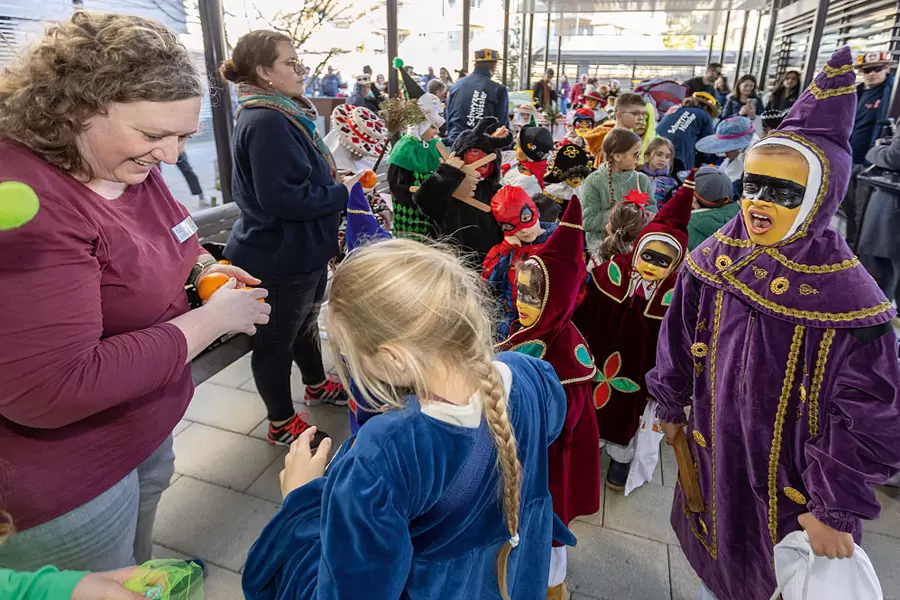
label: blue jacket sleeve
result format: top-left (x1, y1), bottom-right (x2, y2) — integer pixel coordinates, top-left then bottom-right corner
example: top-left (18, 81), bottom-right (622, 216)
top-left (245, 111), bottom-right (349, 222)
top-left (497, 86), bottom-right (510, 127)
top-left (721, 97), bottom-right (738, 119)
top-left (316, 457), bottom-right (413, 600)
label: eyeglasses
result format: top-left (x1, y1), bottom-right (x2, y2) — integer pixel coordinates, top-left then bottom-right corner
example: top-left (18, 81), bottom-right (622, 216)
top-left (861, 66), bottom-right (884, 75)
top-left (620, 110), bottom-right (645, 118)
top-left (285, 58), bottom-right (307, 75)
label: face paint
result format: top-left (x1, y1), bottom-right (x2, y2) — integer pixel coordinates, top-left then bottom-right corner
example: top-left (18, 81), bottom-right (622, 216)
top-left (741, 147), bottom-right (809, 246)
top-left (574, 122), bottom-right (593, 137)
top-left (635, 240), bottom-right (679, 281)
top-left (463, 148), bottom-right (494, 178)
top-left (515, 268), bottom-right (543, 327)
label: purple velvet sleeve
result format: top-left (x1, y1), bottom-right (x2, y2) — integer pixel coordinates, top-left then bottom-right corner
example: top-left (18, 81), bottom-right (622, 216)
top-left (802, 331), bottom-right (900, 533)
top-left (646, 269), bottom-right (702, 425)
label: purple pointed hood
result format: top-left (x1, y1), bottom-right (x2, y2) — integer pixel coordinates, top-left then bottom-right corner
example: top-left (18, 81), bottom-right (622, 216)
top-left (689, 46), bottom-right (893, 329)
top-left (346, 183), bottom-right (391, 252)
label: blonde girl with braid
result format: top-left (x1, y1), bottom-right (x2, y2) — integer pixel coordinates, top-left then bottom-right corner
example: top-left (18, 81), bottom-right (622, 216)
top-left (243, 238), bottom-right (569, 600)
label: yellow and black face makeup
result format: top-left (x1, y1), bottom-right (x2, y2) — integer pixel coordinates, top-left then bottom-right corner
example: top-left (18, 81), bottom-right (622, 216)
top-left (516, 268), bottom-right (543, 327)
top-left (635, 240), bottom-right (679, 282)
top-left (574, 122), bottom-right (592, 137)
top-left (741, 147), bottom-right (809, 246)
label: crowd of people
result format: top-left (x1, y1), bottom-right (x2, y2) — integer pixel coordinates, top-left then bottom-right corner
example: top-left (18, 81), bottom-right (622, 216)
top-left (1, 9), bottom-right (899, 600)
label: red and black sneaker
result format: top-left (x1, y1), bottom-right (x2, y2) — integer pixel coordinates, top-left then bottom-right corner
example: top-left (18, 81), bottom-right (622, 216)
top-left (267, 413), bottom-right (328, 448)
top-left (304, 374), bottom-right (349, 407)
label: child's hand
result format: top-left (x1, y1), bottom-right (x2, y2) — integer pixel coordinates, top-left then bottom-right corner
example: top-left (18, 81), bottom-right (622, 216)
top-left (659, 420), bottom-right (681, 446)
top-left (280, 426), bottom-right (332, 499)
top-left (797, 512), bottom-right (855, 559)
top-left (72, 567), bottom-right (145, 600)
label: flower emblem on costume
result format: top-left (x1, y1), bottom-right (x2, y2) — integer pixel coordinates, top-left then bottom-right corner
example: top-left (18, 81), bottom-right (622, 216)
top-left (510, 340), bottom-right (547, 359)
top-left (770, 277), bottom-right (790, 295)
top-left (593, 351), bottom-right (639, 409)
top-left (715, 255), bottom-right (732, 270)
top-left (563, 145), bottom-right (579, 158)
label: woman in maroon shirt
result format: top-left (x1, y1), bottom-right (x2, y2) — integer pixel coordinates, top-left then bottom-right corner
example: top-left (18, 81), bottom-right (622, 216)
top-left (0, 12), bottom-right (270, 571)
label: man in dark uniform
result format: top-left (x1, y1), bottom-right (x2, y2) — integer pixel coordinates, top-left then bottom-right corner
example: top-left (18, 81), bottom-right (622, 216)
top-left (445, 48), bottom-right (510, 146)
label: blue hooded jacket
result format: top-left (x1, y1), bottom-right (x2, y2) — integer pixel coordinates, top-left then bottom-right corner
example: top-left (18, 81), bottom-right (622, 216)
top-left (445, 67), bottom-right (510, 146)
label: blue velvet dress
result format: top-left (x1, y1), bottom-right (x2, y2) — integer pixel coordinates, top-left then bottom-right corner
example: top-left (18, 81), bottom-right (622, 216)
top-left (243, 352), bottom-right (570, 600)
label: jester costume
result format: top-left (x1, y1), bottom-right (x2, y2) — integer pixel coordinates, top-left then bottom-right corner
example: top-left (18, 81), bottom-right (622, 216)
top-left (543, 142), bottom-right (593, 212)
top-left (498, 198), bottom-right (600, 530)
top-left (646, 47), bottom-right (900, 600)
top-left (386, 58), bottom-right (446, 238)
top-left (572, 176), bottom-right (692, 484)
top-left (483, 186), bottom-right (557, 340)
top-left (500, 125), bottom-right (554, 197)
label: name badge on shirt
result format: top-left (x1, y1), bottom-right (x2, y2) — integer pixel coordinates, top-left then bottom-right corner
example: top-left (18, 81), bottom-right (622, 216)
top-left (171, 215), bottom-right (198, 244)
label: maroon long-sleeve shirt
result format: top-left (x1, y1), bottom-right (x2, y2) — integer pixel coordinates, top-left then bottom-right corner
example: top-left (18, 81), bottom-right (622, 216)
top-left (0, 141), bottom-right (198, 531)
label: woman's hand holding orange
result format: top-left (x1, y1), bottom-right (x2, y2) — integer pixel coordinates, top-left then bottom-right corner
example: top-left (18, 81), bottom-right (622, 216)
top-left (198, 262), bottom-right (261, 288)
top-left (204, 277), bottom-right (271, 336)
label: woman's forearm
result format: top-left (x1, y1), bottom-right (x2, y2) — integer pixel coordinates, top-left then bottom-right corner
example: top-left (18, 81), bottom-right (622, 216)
top-left (168, 305), bottom-right (228, 363)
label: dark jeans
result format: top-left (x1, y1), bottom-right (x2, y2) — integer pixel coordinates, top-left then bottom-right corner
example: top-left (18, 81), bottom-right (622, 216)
top-left (841, 164), bottom-right (867, 248)
top-left (860, 254), bottom-right (900, 303)
top-left (251, 269), bottom-right (329, 422)
top-left (176, 153), bottom-right (203, 197)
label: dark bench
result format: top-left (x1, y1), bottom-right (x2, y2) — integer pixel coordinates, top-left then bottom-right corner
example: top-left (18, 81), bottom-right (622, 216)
top-left (189, 202), bottom-right (252, 386)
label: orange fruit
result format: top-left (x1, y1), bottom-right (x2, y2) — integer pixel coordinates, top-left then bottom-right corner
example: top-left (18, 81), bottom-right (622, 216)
top-left (359, 169), bottom-right (378, 189)
top-left (196, 272), bottom-right (230, 302)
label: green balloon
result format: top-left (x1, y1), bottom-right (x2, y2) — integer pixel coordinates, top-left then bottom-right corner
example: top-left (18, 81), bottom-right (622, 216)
top-left (0, 181), bottom-right (40, 230)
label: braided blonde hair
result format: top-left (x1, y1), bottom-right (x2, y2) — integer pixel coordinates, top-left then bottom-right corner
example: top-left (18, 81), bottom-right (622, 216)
top-left (325, 238), bottom-right (522, 599)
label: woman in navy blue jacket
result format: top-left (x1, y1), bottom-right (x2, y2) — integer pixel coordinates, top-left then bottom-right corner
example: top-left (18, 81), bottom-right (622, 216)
top-left (221, 31), bottom-right (360, 447)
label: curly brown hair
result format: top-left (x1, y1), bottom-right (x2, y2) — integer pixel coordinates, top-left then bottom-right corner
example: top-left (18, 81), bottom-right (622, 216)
top-left (0, 11), bottom-right (203, 177)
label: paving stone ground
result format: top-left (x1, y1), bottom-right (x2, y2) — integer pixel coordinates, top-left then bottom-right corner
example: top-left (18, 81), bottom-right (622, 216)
top-left (155, 339), bottom-right (900, 599)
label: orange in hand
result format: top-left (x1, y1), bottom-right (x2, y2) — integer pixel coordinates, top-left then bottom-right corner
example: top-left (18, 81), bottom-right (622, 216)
top-left (196, 272), bottom-right (230, 302)
top-left (359, 169), bottom-right (378, 189)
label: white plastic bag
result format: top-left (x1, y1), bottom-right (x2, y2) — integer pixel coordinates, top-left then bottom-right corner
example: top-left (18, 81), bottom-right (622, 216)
top-left (769, 530), bottom-right (883, 600)
top-left (624, 400), bottom-right (664, 496)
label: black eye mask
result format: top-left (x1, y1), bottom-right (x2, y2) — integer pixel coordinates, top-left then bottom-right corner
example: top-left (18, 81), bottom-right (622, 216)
top-left (639, 248), bottom-right (674, 269)
top-left (742, 173), bottom-right (806, 210)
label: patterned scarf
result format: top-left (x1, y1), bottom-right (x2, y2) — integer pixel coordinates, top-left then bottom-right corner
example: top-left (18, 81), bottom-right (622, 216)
top-left (236, 83), bottom-right (337, 179)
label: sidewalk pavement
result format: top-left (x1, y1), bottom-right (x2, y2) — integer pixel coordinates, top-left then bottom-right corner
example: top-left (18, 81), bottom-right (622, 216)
top-left (153, 341), bottom-right (900, 599)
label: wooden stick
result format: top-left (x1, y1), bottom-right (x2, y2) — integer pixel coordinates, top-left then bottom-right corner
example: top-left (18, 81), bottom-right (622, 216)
top-left (673, 428), bottom-right (705, 513)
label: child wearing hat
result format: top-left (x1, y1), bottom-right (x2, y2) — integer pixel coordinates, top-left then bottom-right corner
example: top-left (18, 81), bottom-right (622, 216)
top-left (501, 124), bottom-right (555, 196)
top-left (483, 186), bottom-right (557, 339)
top-left (695, 115), bottom-right (758, 198)
top-left (686, 166), bottom-right (740, 250)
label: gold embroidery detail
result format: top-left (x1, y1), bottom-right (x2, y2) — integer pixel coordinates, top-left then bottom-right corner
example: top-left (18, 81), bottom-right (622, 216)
top-left (715, 255), bottom-right (732, 270)
top-left (687, 254), bottom-right (723, 285)
top-left (558, 222), bottom-right (584, 231)
top-left (809, 329), bottom-right (835, 438)
top-left (697, 319), bottom-right (707, 332)
top-left (808, 82), bottom-right (857, 100)
top-left (702, 247), bottom-right (712, 256)
top-left (799, 284), bottom-right (818, 295)
top-left (764, 248), bottom-right (859, 274)
top-left (346, 208), bottom-right (374, 216)
top-left (691, 342), bottom-right (709, 358)
top-left (769, 325), bottom-right (805, 545)
top-left (694, 362), bottom-right (705, 376)
top-left (784, 487), bottom-right (808, 505)
top-left (713, 231), bottom-right (753, 247)
top-left (752, 266), bottom-right (768, 280)
top-left (770, 277), bottom-right (790, 295)
top-left (799, 383), bottom-right (807, 403)
top-left (698, 517), bottom-right (709, 536)
top-left (684, 289), bottom-right (723, 559)
top-left (767, 132), bottom-right (830, 244)
top-left (693, 429), bottom-right (708, 447)
top-left (823, 63), bottom-right (853, 77)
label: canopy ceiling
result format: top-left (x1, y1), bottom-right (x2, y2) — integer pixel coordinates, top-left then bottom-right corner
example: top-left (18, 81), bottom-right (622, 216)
top-left (518, 0), bottom-right (768, 13)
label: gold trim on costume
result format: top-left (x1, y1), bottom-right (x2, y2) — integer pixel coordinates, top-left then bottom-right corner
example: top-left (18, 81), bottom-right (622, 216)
top-left (715, 255), bottom-right (733, 270)
top-left (693, 429), bottom-right (708, 448)
top-left (691, 342), bottom-right (709, 358)
top-left (702, 247), bottom-right (712, 256)
top-left (558, 222), bottom-right (584, 231)
top-left (684, 289), bottom-right (723, 559)
top-left (698, 517), bottom-right (709, 536)
top-left (694, 362), bottom-right (705, 376)
top-left (784, 487), bottom-right (808, 505)
top-left (799, 284), bottom-right (819, 295)
top-left (823, 63), bottom-right (853, 77)
top-left (697, 319), bottom-right (707, 332)
top-left (768, 325), bottom-right (806, 545)
top-left (770, 277), bottom-right (790, 295)
top-left (764, 248), bottom-right (859, 274)
top-left (808, 329), bottom-right (835, 438)
top-left (713, 231), bottom-right (753, 248)
top-left (752, 266), bottom-right (768, 280)
top-left (560, 365), bottom-right (598, 386)
top-left (799, 383), bottom-right (807, 403)
top-left (687, 254), bottom-right (723, 285)
top-left (808, 82), bottom-right (857, 100)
